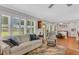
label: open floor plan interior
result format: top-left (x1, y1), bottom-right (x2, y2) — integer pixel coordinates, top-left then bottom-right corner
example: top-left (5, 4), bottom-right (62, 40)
top-left (0, 4), bottom-right (79, 55)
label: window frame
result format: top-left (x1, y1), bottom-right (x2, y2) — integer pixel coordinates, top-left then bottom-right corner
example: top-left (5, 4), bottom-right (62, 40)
top-left (1, 15), bottom-right (11, 37)
top-left (26, 20), bottom-right (35, 34)
top-left (20, 19), bottom-right (26, 35)
top-left (11, 17), bottom-right (21, 36)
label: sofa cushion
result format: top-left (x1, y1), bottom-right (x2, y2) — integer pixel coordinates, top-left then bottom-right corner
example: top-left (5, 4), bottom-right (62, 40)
top-left (20, 35), bottom-right (30, 43)
top-left (10, 40), bottom-right (42, 54)
top-left (11, 41), bottom-right (31, 54)
top-left (15, 36), bottom-right (22, 44)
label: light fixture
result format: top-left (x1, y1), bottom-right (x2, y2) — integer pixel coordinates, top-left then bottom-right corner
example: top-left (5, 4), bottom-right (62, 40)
top-left (59, 23), bottom-right (63, 25)
top-left (66, 4), bottom-right (72, 7)
top-left (48, 4), bottom-right (72, 8)
top-left (42, 24), bottom-right (45, 28)
top-left (48, 4), bottom-right (54, 8)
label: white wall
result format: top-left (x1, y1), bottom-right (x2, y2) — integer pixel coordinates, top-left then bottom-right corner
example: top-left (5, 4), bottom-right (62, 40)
top-left (68, 23), bottom-right (77, 37)
top-left (56, 23), bottom-right (68, 31)
top-left (56, 22), bottom-right (79, 40)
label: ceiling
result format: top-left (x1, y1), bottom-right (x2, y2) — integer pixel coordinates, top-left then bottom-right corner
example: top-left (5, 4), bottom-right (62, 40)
top-left (1, 4), bottom-right (79, 23)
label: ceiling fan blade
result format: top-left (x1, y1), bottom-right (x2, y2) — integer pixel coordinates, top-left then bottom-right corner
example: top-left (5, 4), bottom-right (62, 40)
top-left (67, 4), bottom-right (72, 7)
top-left (48, 4), bottom-right (54, 8)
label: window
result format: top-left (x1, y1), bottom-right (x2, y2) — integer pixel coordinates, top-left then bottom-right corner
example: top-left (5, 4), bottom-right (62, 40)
top-left (2, 16), bottom-right (8, 24)
top-left (27, 28), bottom-right (31, 34)
top-left (50, 25), bottom-right (52, 32)
top-left (1, 15), bottom-right (9, 37)
top-left (31, 21), bottom-right (35, 33)
top-left (26, 20), bottom-right (35, 34)
top-left (32, 21), bottom-right (34, 26)
top-left (20, 19), bottom-right (25, 35)
top-left (11, 17), bottom-right (20, 36)
top-left (32, 28), bottom-right (34, 33)
top-left (21, 20), bottom-right (24, 25)
top-left (20, 27), bottom-right (24, 35)
top-left (27, 20), bottom-right (31, 26)
top-left (0, 16), bottom-right (1, 35)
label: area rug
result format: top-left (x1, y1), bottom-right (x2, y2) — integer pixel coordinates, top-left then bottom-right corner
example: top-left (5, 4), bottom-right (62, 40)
top-left (27, 45), bottom-right (65, 55)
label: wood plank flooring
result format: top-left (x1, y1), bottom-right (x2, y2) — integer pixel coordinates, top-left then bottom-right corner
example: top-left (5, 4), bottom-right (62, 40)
top-left (57, 37), bottom-right (79, 55)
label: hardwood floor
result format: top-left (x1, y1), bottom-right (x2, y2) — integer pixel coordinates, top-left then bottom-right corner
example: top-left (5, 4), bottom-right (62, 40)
top-left (65, 48), bottom-right (79, 55)
top-left (57, 37), bottom-right (79, 55)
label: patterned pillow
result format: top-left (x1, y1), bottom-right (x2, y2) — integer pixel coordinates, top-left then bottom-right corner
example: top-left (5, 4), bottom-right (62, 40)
top-left (8, 38), bottom-right (19, 46)
top-left (3, 40), bottom-right (14, 48)
top-left (8, 36), bottom-right (20, 45)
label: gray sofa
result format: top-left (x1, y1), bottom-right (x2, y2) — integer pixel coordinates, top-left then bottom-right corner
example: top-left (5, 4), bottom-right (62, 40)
top-left (0, 35), bottom-right (42, 55)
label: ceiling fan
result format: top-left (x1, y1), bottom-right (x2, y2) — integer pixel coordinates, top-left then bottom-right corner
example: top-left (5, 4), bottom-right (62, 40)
top-left (48, 4), bottom-right (72, 8)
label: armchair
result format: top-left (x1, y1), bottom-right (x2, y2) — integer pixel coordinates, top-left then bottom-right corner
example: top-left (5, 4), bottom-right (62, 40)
top-left (47, 32), bottom-right (57, 47)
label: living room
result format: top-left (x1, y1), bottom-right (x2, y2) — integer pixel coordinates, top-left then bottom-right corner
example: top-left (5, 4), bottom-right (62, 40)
top-left (0, 4), bottom-right (79, 55)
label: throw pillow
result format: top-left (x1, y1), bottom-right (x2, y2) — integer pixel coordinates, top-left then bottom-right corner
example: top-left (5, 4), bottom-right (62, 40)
top-left (3, 40), bottom-right (14, 48)
top-left (30, 34), bottom-right (37, 41)
top-left (8, 38), bottom-right (19, 46)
